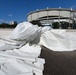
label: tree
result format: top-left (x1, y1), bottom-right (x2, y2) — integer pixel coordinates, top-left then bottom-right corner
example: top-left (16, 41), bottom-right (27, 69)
top-left (60, 21), bottom-right (69, 29)
top-left (52, 22), bottom-right (59, 29)
top-left (0, 23), bottom-right (9, 28)
top-left (30, 20), bottom-right (43, 27)
top-left (0, 22), bottom-right (17, 28)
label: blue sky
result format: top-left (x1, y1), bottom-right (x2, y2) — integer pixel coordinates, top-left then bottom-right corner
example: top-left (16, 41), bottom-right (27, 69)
top-left (0, 0), bottom-right (76, 23)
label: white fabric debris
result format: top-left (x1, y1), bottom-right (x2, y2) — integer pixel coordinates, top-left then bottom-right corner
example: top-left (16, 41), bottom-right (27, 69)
top-left (9, 22), bottom-right (39, 41)
top-left (0, 22), bottom-right (46, 75)
top-left (40, 29), bottom-right (76, 51)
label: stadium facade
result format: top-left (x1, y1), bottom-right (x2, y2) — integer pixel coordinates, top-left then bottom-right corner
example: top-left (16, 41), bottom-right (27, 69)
top-left (27, 8), bottom-right (76, 27)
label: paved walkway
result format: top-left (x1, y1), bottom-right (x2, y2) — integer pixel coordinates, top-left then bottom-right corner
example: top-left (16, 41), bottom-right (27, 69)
top-left (40, 46), bottom-right (76, 75)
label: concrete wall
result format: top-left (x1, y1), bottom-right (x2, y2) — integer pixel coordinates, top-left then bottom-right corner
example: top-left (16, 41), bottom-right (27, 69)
top-left (0, 29), bottom-right (76, 36)
top-left (0, 29), bottom-right (14, 36)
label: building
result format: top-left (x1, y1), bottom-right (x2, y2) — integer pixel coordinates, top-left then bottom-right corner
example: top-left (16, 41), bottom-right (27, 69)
top-left (27, 8), bottom-right (76, 28)
top-left (9, 21), bottom-right (17, 25)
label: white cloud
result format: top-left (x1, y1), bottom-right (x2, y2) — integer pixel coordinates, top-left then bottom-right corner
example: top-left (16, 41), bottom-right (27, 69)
top-left (0, 19), bottom-right (9, 23)
top-left (0, 19), bottom-right (3, 21)
top-left (0, 19), bottom-right (4, 22)
top-left (8, 14), bottom-right (13, 17)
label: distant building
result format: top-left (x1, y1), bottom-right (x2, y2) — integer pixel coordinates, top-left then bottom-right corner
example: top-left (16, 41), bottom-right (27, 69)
top-left (9, 21), bottom-right (17, 25)
top-left (27, 8), bottom-right (76, 26)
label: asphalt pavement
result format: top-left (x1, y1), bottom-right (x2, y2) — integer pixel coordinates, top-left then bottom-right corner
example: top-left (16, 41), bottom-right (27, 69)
top-left (40, 46), bottom-right (76, 75)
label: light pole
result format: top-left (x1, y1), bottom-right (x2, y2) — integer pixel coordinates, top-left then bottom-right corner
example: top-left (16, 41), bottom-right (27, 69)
top-left (68, 8), bottom-right (72, 29)
top-left (47, 7), bottom-right (49, 24)
top-left (59, 7), bottom-right (61, 29)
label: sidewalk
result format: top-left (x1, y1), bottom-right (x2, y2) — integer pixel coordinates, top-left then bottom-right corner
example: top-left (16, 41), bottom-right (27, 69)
top-left (40, 46), bottom-right (76, 75)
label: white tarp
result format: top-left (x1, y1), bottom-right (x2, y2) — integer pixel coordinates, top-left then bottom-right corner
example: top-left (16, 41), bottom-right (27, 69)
top-left (9, 22), bottom-right (40, 41)
top-left (0, 22), bottom-right (42, 50)
top-left (0, 22), bottom-right (46, 75)
top-left (0, 43), bottom-right (45, 75)
top-left (40, 29), bottom-right (76, 51)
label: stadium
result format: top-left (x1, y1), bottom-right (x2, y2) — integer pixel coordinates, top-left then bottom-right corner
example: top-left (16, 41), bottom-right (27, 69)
top-left (27, 8), bottom-right (76, 28)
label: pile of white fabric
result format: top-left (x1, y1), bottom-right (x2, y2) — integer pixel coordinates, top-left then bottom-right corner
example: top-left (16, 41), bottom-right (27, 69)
top-left (40, 29), bottom-right (76, 51)
top-left (1, 21), bottom-right (76, 74)
top-left (0, 22), bottom-right (51, 75)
